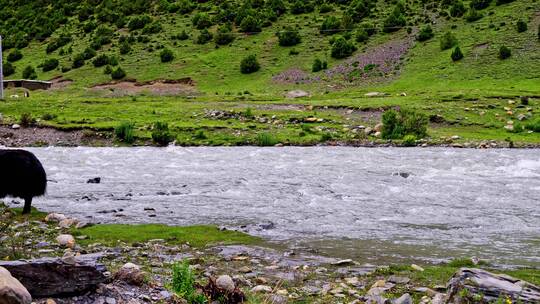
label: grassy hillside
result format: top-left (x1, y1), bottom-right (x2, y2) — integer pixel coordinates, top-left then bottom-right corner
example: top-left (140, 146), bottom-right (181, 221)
top-left (0, 0), bottom-right (539, 146)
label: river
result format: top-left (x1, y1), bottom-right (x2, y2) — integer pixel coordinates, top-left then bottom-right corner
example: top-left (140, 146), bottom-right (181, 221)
top-left (11, 147), bottom-right (540, 267)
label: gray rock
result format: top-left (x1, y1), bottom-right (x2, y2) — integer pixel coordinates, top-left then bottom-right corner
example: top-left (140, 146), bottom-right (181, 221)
top-left (114, 263), bottom-right (145, 286)
top-left (268, 294), bottom-right (288, 304)
top-left (251, 285), bottom-right (273, 293)
top-left (216, 275), bottom-right (235, 292)
top-left (445, 268), bottom-right (540, 303)
top-left (0, 266), bottom-right (32, 304)
top-left (0, 254), bottom-right (107, 298)
top-left (392, 293), bottom-right (412, 304)
top-left (388, 276), bottom-right (410, 284)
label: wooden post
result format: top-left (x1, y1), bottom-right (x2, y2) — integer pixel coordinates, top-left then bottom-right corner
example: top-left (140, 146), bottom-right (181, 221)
top-left (0, 35), bottom-right (3, 100)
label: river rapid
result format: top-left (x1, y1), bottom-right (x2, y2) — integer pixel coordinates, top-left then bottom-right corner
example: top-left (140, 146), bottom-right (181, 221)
top-left (10, 147), bottom-right (540, 267)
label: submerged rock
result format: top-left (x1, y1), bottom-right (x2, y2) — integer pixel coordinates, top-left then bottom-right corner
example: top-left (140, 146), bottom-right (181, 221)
top-left (445, 268), bottom-right (540, 303)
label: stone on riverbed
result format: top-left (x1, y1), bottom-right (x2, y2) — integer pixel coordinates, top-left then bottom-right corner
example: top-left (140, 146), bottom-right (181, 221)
top-left (0, 266), bottom-right (32, 304)
top-left (216, 275), bottom-right (235, 292)
top-left (114, 263), bottom-right (145, 286)
top-left (445, 268), bottom-right (540, 303)
top-left (56, 234), bottom-right (75, 248)
top-left (0, 254), bottom-right (108, 298)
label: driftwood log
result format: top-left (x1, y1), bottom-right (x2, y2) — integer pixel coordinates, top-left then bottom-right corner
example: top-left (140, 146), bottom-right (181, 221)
top-left (0, 253), bottom-right (108, 298)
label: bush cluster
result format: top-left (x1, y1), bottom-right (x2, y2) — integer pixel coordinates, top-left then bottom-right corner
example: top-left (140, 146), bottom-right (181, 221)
top-left (114, 122), bottom-right (135, 143)
top-left (451, 46), bottom-right (464, 61)
top-left (331, 36), bottom-right (357, 59)
top-left (22, 66), bottom-right (37, 80)
top-left (160, 49), bottom-right (175, 63)
top-left (42, 58), bottom-right (59, 72)
top-left (498, 45), bottom-right (511, 59)
top-left (312, 58), bottom-right (328, 72)
top-left (277, 27), bottom-right (301, 46)
top-left (7, 50), bottom-right (23, 62)
top-left (440, 32), bottom-right (458, 50)
top-left (152, 122), bottom-right (174, 146)
top-left (381, 109), bottom-right (428, 140)
top-left (111, 67), bottom-right (127, 80)
top-left (417, 25), bottom-right (434, 41)
top-left (240, 54), bottom-right (260, 74)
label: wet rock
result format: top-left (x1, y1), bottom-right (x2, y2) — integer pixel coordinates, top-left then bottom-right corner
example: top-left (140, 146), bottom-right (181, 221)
top-left (45, 213), bottom-right (67, 223)
top-left (388, 276), bottom-right (410, 284)
top-left (332, 259), bottom-right (354, 266)
top-left (56, 234), bottom-right (75, 248)
top-left (87, 177), bottom-right (101, 184)
top-left (251, 285), bottom-right (272, 293)
top-left (114, 263), bottom-right (145, 286)
top-left (0, 254), bottom-right (107, 298)
top-left (392, 293), bottom-right (412, 304)
top-left (216, 275), bottom-right (235, 292)
top-left (0, 266), bottom-right (32, 304)
top-left (445, 268), bottom-right (540, 303)
top-left (392, 172), bottom-right (410, 178)
top-left (12, 124), bottom-right (20, 130)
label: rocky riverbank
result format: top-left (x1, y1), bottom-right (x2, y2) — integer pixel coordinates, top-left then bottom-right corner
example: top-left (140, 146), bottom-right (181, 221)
top-left (1, 206), bottom-right (539, 304)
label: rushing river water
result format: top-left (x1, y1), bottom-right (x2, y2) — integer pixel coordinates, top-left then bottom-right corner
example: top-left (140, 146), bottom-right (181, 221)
top-left (10, 147), bottom-right (540, 267)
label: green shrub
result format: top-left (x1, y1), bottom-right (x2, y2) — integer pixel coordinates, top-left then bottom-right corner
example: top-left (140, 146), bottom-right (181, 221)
top-left (402, 135), bottom-right (417, 146)
top-left (277, 27), bottom-right (301, 46)
top-left (167, 0), bottom-right (195, 14)
top-left (152, 122), bottom-right (174, 146)
top-left (525, 119), bottom-right (540, 132)
top-left (45, 37), bottom-right (72, 54)
top-left (93, 54), bottom-right (110, 67)
top-left (290, 0), bottom-right (314, 14)
top-left (42, 58), bottom-right (59, 72)
top-left (498, 45), bottom-right (511, 59)
top-left (176, 30), bottom-right (190, 40)
top-left (312, 58), bottom-right (328, 72)
top-left (20, 113), bottom-right (35, 127)
top-left (240, 54), bottom-right (260, 74)
top-left (7, 50), bottom-right (23, 62)
top-left (119, 42), bottom-right (132, 55)
top-left (104, 65), bottom-right (113, 74)
top-left (82, 47), bottom-right (97, 60)
top-left (128, 15), bottom-right (152, 31)
top-left (516, 20), bottom-right (527, 33)
top-left (470, 0), bottom-right (492, 10)
top-left (383, 4), bottom-right (406, 33)
top-left (451, 46), bottom-right (464, 61)
top-left (320, 16), bottom-right (342, 35)
top-left (417, 25), bottom-right (434, 41)
top-left (356, 28), bottom-right (369, 43)
top-left (256, 133), bottom-right (277, 146)
top-left (41, 113), bottom-right (57, 121)
top-left (450, 1), bottom-right (467, 17)
top-left (192, 12), bottom-right (212, 29)
top-left (114, 122), bottom-right (135, 143)
top-left (440, 31), bottom-right (458, 50)
top-left (496, 0), bottom-right (515, 4)
top-left (111, 67), bottom-right (127, 80)
top-left (22, 65), bottom-right (37, 79)
top-left (160, 48), bottom-right (175, 63)
top-left (538, 24), bottom-right (540, 40)
top-left (3, 62), bottom-right (15, 76)
top-left (214, 24), bottom-right (235, 45)
top-left (72, 53), bottom-right (85, 69)
top-left (142, 21), bottom-right (163, 34)
top-left (171, 261), bottom-right (207, 304)
top-left (465, 9), bottom-right (483, 22)
top-left (195, 29), bottom-right (213, 44)
top-left (319, 3), bottom-right (334, 13)
top-left (194, 130), bottom-right (207, 140)
top-left (381, 109), bottom-right (428, 139)
top-left (240, 15), bottom-right (261, 33)
top-left (331, 36), bottom-right (357, 59)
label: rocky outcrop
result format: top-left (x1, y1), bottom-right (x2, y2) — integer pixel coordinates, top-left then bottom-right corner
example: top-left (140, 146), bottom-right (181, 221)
top-left (445, 268), bottom-right (540, 303)
top-left (0, 254), bottom-right (108, 298)
top-left (0, 266), bottom-right (32, 304)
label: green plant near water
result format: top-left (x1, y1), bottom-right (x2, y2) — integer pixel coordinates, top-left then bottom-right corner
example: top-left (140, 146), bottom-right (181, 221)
top-left (256, 132), bottom-right (277, 146)
top-left (114, 122), bottom-right (135, 143)
top-left (170, 260), bottom-right (207, 304)
top-left (381, 109), bottom-right (428, 140)
top-left (402, 135), bottom-right (417, 146)
top-left (152, 121), bottom-right (174, 146)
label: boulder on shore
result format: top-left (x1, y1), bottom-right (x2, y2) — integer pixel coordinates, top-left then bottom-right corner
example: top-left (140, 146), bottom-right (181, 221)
top-left (0, 266), bottom-right (32, 304)
top-left (445, 268), bottom-right (540, 303)
top-left (0, 254), bottom-right (108, 298)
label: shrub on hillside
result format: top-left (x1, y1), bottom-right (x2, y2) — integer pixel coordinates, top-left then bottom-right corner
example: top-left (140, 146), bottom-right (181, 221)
top-left (383, 5), bottom-right (406, 33)
top-left (82, 47), bottom-right (97, 60)
top-left (277, 27), bottom-right (301, 46)
top-left (175, 30), bottom-right (190, 41)
top-left (312, 58), bottom-right (328, 72)
top-left (22, 65), bottom-right (37, 80)
top-left (72, 53), bottom-right (85, 69)
top-left (195, 29), bottom-right (213, 44)
top-left (192, 12), bottom-right (212, 29)
top-left (3, 62), bottom-right (15, 77)
top-left (119, 42), bottom-right (132, 55)
top-left (347, 0), bottom-right (373, 22)
top-left (498, 45), bottom-right (511, 59)
top-left (451, 46), bottom-right (464, 61)
top-left (470, 0), bottom-right (492, 10)
top-left (319, 3), bottom-right (334, 13)
top-left (160, 48), bottom-right (175, 62)
top-left (45, 37), bottom-right (72, 54)
top-left (166, 0), bottom-right (195, 14)
top-left (240, 15), bottom-right (261, 33)
top-left (143, 21), bottom-right (163, 34)
top-left (525, 119), bottom-right (540, 133)
top-left (465, 8), bottom-right (483, 22)
top-left (128, 15), bottom-right (152, 31)
top-left (152, 122), bottom-right (174, 146)
top-left (111, 67), bottom-right (126, 80)
top-left (214, 24), bottom-right (235, 45)
top-left (240, 54), bottom-right (260, 74)
top-left (417, 25), bottom-right (434, 41)
top-left (440, 31), bottom-right (458, 50)
top-left (450, 1), bottom-right (467, 17)
top-left (20, 113), bottom-right (36, 127)
top-left (267, 0), bottom-right (287, 15)
top-left (355, 28), bottom-right (369, 43)
top-left (7, 50), bottom-right (23, 62)
top-left (496, 0), bottom-right (515, 4)
top-left (256, 133), bottom-right (278, 146)
top-left (538, 24), bottom-right (540, 40)
top-left (42, 58), bottom-right (59, 72)
top-left (381, 109), bottom-right (428, 140)
top-left (320, 16), bottom-right (342, 35)
top-left (402, 134), bottom-right (417, 146)
top-left (114, 122), bottom-right (135, 143)
top-left (331, 36), bottom-right (357, 59)
top-left (93, 54), bottom-right (110, 67)
top-left (516, 20), bottom-right (527, 33)
top-left (290, 0), bottom-right (314, 14)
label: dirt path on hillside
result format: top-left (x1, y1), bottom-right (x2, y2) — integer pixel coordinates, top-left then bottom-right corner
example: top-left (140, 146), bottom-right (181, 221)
top-left (91, 78), bottom-right (198, 97)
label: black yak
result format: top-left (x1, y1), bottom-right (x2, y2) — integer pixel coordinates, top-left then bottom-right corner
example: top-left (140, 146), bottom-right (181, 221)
top-left (0, 149), bottom-right (47, 214)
